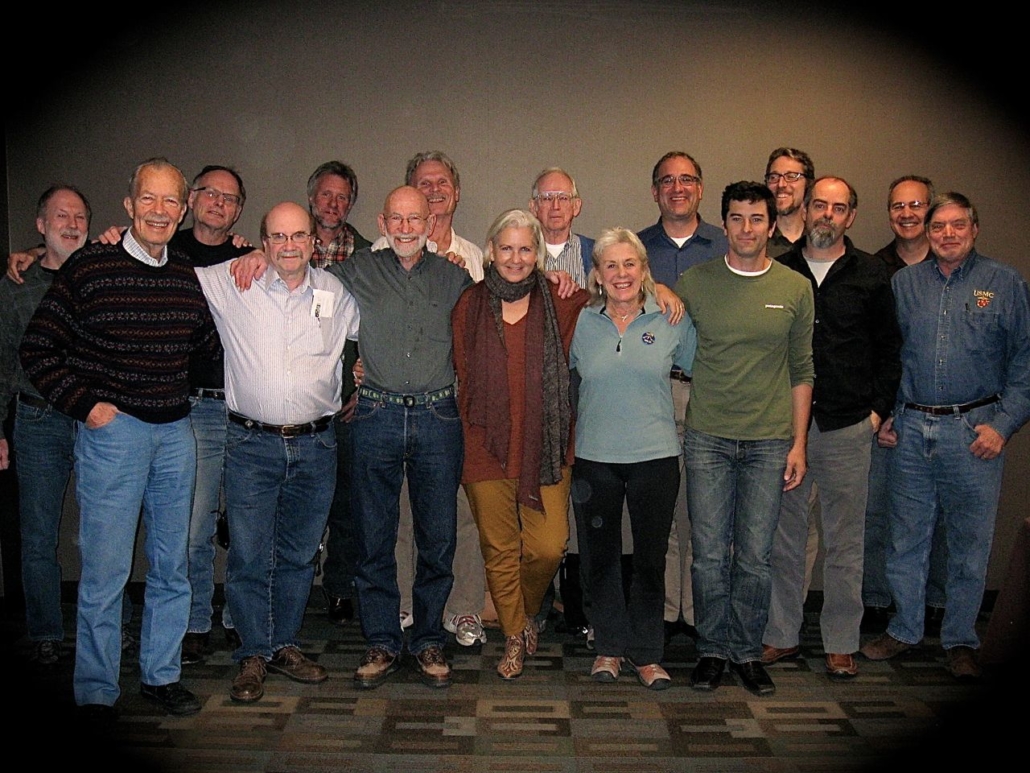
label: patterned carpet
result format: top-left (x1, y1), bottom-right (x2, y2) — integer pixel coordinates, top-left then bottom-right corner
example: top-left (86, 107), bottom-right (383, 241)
top-left (4, 592), bottom-right (1018, 772)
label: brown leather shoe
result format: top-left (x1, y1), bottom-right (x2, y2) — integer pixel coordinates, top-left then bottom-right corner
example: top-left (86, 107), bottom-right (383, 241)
top-left (825, 652), bottom-right (858, 679)
top-left (415, 645), bottom-right (451, 688)
top-left (230, 656), bottom-right (267, 702)
top-left (947, 646), bottom-right (981, 680)
top-left (354, 646), bottom-right (400, 689)
top-left (268, 646), bottom-right (328, 684)
top-left (497, 634), bottom-right (525, 680)
top-left (860, 633), bottom-right (914, 661)
top-left (761, 644), bottom-right (800, 664)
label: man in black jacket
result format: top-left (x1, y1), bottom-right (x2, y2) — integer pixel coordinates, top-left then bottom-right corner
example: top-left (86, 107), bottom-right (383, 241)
top-left (762, 177), bottom-right (902, 681)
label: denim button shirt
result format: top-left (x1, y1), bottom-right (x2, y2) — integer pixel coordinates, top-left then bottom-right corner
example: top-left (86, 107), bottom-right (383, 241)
top-left (891, 250), bottom-right (1030, 440)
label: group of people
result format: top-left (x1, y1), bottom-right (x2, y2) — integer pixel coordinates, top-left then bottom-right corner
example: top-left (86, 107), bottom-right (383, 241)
top-left (1, 146), bottom-right (1026, 725)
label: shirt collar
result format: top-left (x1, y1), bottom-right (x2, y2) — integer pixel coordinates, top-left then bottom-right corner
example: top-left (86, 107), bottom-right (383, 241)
top-left (122, 229), bottom-right (168, 267)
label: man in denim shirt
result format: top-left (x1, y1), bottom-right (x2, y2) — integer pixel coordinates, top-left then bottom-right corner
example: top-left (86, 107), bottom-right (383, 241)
top-left (862, 192), bottom-right (1030, 679)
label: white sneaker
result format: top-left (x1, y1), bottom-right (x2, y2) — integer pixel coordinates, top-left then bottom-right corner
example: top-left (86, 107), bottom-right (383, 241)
top-left (400, 611), bottom-right (414, 630)
top-left (446, 614), bottom-right (487, 646)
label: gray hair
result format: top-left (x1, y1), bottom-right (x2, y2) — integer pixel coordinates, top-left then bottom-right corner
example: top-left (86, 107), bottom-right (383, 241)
top-left (483, 209), bottom-right (547, 272)
top-left (588, 227), bottom-right (657, 306)
top-left (531, 167), bottom-right (580, 200)
top-left (925, 192), bottom-right (979, 229)
top-left (405, 150), bottom-right (460, 188)
top-left (307, 161), bottom-right (359, 203)
top-left (128, 157), bottom-right (188, 202)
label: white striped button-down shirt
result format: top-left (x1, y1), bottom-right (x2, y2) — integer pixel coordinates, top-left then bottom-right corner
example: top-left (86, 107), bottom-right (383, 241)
top-left (195, 262), bottom-right (359, 425)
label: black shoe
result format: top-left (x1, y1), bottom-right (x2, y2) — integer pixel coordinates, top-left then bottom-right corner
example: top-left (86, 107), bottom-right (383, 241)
top-left (681, 623), bottom-right (698, 640)
top-left (690, 657), bottom-right (726, 691)
top-left (664, 620), bottom-right (678, 645)
top-left (140, 681), bottom-right (202, 715)
top-left (732, 661), bottom-right (776, 696)
top-left (324, 590), bottom-right (354, 625)
top-left (78, 703), bottom-right (117, 733)
top-left (860, 606), bottom-right (891, 634)
top-left (181, 632), bottom-right (209, 665)
top-left (925, 606), bottom-right (945, 637)
top-left (224, 626), bottom-right (242, 650)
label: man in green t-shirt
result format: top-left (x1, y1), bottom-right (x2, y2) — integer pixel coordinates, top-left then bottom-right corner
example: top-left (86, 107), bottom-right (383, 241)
top-left (677, 181), bottom-right (814, 697)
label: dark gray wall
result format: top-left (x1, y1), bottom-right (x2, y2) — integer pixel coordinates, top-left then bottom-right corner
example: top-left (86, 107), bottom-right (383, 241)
top-left (5, 0), bottom-right (1027, 587)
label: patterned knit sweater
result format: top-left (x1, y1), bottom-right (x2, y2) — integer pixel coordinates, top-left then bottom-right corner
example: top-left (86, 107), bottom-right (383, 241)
top-left (19, 239), bottom-right (218, 425)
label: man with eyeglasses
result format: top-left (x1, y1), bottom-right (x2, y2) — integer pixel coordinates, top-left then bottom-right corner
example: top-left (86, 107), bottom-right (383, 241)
top-left (764, 148), bottom-right (815, 258)
top-left (639, 152), bottom-right (728, 649)
top-left (334, 186), bottom-right (473, 689)
top-left (370, 152), bottom-right (486, 649)
top-left (173, 166), bottom-right (261, 665)
top-left (529, 167), bottom-right (593, 289)
top-left (862, 193), bottom-right (1030, 679)
top-left (194, 201), bottom-right (359, 703)
top-left (861, 176), bottom-right (949, 636)
top-left (763, 177), bottom-right (902, 683)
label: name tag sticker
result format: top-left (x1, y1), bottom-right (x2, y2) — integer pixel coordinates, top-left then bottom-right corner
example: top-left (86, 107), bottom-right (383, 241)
top-left (312, 290), bottom-right (335, 319)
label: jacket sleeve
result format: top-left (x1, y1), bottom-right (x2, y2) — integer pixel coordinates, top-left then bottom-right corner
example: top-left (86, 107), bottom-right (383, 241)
top-left (868, 265), bottom-right (903, 421)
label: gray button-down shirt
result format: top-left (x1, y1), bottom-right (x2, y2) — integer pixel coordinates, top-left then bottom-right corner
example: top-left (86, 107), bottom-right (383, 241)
top-left (329, 247), bottom-right (473, 394)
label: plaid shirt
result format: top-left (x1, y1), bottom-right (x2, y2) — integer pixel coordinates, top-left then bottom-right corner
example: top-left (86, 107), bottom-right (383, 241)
top-left (312, 223), bottom-right (361, 268)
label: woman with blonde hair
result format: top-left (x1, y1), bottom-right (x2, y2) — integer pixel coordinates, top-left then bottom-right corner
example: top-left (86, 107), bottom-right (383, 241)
top-left (569, 227), bottom-right (696, 689)
top-left (452, 209), bottom-right (589, 679)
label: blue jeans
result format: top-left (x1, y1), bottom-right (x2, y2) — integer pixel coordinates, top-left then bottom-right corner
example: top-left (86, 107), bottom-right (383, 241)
top-left (14, 399), bottom-right (76, 642)
top-left (187, 395), bottom-right (233, 632)
top-left (74, 413), bottom-right (195, 706)
top-left (863, 438), bottom-right (948, 608)
top-left (223, 420), bottom-right (336, 661)
top-left (350, 391), bottom-right (462, 656)
top-left (685, 428), bottom-right (790, 664)
top-left (886, 403), bottom-right (1005, 649)
top-left (322, 416), bottom-right (357, 598)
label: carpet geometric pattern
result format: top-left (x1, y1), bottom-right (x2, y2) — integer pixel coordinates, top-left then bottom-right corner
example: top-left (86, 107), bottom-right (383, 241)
top-left (4, 593), bottom-right (1011, 772)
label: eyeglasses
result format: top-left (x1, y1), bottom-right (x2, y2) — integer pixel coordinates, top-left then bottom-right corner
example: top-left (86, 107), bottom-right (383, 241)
top-left (889, 200), bottom-right (928, 212)
top-left (534, 191), bottom-right (576, 204)
top-left (265, 231), bottom-right (313, 244)
top-left (764, 172), bottom-right (807, 185)
top-left (657, 174), bottom-right (701, 189)
top-left (385, 214), bottom-right (427, 228)
top-left (193, 187), bottom-right (242, 207)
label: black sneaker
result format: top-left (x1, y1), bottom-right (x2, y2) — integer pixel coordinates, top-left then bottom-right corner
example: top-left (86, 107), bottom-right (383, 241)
top-left (181, 632), bottom-right (209, 665)
top-left (140, 681), bottom-right (202, 715)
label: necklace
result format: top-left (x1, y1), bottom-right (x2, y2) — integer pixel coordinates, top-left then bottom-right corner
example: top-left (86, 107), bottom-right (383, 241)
top-left (606, 304), bottom-right (638, 323)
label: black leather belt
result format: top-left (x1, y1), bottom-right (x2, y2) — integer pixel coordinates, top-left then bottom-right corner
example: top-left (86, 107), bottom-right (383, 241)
top-left (359, 385), bottom-right (455, 407)
top-left (17, 393), bottom-right (49, 409)
top-left (905, 394), bottom-right (999, 416)
top-left (190, 388), bottom-right (225, 400)
top-left (228, 411), bottom-right (333, 437)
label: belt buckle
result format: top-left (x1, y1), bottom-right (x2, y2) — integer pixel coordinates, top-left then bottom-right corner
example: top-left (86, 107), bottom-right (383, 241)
top-left (403, 395), bottom-right (416, 408)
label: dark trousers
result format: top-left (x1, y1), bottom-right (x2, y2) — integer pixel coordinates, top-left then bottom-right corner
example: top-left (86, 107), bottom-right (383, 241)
top-left (572, 456), bottom-right (679, 665)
